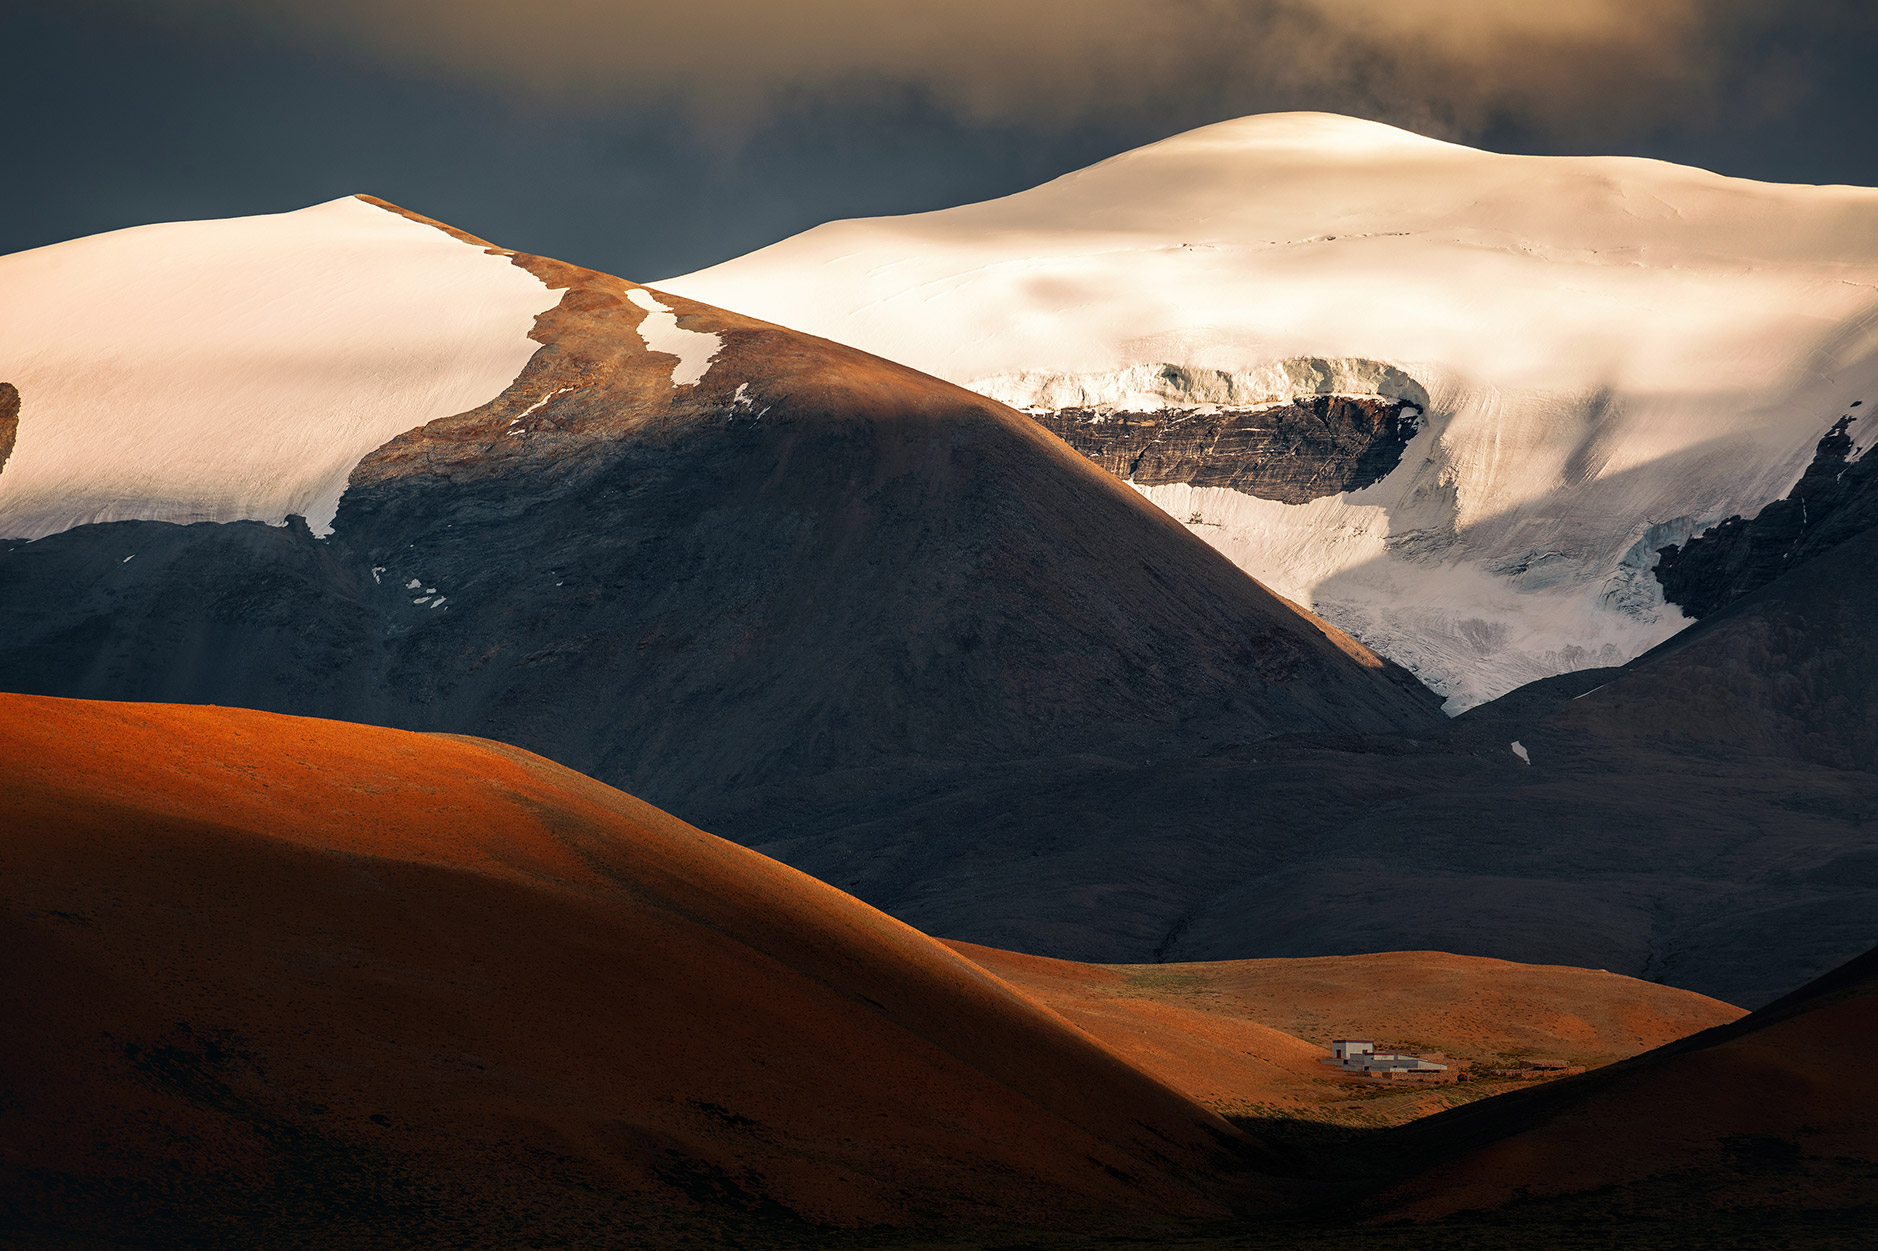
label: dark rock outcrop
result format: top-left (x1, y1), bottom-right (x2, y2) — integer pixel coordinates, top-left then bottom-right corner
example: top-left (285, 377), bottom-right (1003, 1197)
top-left (1555, 519), bottom-right (1878, 772)
top-left (1026, 394), bottom-right (1421, 504)
top-left (1655, 407), bottom-right (1877, 616)
top-left (0, 382), bottom-right (18, 476)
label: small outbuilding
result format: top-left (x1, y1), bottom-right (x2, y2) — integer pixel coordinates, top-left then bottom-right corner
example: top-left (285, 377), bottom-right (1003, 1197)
top-left (1325, 1038), bottom-right (1454, 1083)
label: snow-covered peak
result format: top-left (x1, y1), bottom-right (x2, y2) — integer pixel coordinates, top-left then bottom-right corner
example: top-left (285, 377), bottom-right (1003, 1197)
top-left (663, 112), bottom-right (1878, 709)
top-left (1141, 111), bottom-right (1461, 154)
top-left (0, 197), bottom-right (555, 540)
top-left (665, 111), bottom-right (1878, 394)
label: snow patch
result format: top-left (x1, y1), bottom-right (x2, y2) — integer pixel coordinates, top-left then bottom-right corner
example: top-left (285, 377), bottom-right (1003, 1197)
top-left (509, 386), bottom-right (576, 426)
top-left (1511, 741), bottom-right (1530, 765)
top-left (1139, 476), bottom-right (1691, 711)
top-left (725, 379), bottom-right (771, 418)
top-left (626, 287), bottom-right (721, 387)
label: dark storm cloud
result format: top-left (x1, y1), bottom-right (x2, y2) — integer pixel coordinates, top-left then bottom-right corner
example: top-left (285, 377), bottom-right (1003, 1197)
top-left (118, 0), bottom-right (1851, 143)
top-left (7, 1), bottom-right (1876, 283)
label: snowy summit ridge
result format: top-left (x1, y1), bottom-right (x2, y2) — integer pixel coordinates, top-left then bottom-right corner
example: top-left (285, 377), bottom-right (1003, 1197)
top-left (0, 197), bottom-right (557, 540)
top-left (664, 111), bottom-right (1878, 709)
top-left (0, 197), bottom-right (741, 544)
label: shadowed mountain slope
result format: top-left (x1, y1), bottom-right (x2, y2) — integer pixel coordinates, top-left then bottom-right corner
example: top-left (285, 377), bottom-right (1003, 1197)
top-left (1563, 505), bottom-right (1878, 772)
top-left (749, 490), bottom-right (1878, 1007)
top-left (0, 197), bottom-right (1440, 839)
top-left (0, 694), bottom-right (1282, 1247)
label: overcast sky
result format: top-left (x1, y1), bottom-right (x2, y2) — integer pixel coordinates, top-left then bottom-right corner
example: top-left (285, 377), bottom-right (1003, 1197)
top-left (5, 1), bottom-right (1876, 281)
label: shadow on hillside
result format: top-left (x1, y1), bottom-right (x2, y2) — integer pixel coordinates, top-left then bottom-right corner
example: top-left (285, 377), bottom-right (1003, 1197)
top-left (1226, 1112), bottom-right (1394, 1170)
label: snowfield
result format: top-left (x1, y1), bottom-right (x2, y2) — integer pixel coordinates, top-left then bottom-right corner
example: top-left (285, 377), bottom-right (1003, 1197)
top-left (664, 112), bottom-right (1878, 709)
top-left (626, 287), bottom-right (722, 386)
top-left (0, 197), bottom-right (555, 539)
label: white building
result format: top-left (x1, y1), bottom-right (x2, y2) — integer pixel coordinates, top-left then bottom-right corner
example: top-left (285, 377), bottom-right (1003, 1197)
top-left (1326, 1039), bottom-right (1452, 1081)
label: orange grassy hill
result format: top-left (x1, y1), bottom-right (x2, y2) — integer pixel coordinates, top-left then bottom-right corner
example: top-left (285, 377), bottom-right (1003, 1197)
top-left (948, 943), bottom-right (1743, 1129)
top-left (0, 694), bottom-right (1281, 1246)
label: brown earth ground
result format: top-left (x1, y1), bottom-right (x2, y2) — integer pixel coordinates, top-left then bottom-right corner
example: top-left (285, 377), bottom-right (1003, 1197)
top-left (948, 943), bottom-right (1744, 1136)
top-left (0, 693), bottom-right (1280, 1247)
top-left (1363, 944), bottom-right (1878, 1229)
top-left (0, 692), bottom-right (1792, 1250)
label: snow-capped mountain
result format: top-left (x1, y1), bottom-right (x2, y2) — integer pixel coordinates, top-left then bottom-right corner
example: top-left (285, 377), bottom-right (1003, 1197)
top-left (0, 195), bottom-right (1438, 824)
top-left (4, 196), bottom-right (1875, 1005)
top-left (664, 112), bottom-right (1878, 709)
top-left (0, 197), bottom-right (556, 539)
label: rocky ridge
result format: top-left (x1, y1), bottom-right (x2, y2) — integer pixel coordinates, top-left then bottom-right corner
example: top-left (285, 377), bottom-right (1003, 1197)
top-left (1656, 405), bottom-right (1876, 618)
top-left (1026, 394), bottom-right (1421, 505)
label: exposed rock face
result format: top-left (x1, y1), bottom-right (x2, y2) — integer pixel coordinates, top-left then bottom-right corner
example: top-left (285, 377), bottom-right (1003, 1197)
top-left (1564, 520), bottom-right (1878, 772)
top-left (1656, 408), bottom-right (1877, 617)
top-left (0, 383), bottom-right (17, 475)
top-left (1026, 395), bottom-right (1420, 504)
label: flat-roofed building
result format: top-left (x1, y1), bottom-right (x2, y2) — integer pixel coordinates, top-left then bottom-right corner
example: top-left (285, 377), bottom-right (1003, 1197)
top-left (1326, 1039), bottom-right (1453, 1083)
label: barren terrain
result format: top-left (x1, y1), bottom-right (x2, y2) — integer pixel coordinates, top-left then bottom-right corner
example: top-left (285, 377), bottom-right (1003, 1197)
top-left (0, 694), bottom-right (1278, 1244)
top-left (951, 943), bottom-right (1742, 1131)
